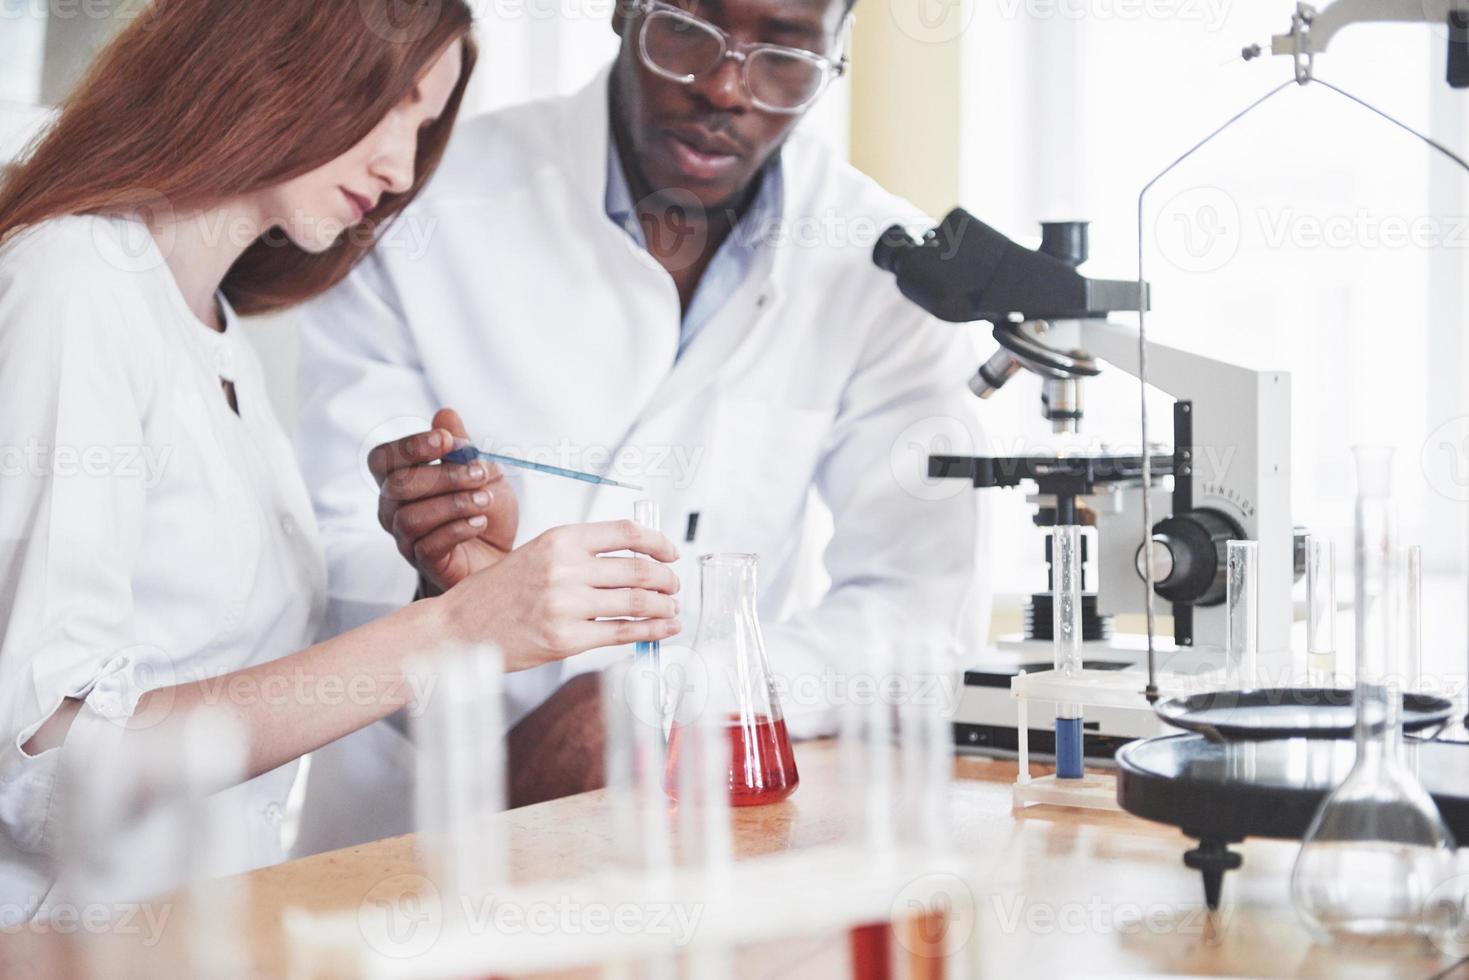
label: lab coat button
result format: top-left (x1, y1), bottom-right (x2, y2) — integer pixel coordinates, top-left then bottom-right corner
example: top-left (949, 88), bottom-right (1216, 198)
top-left (262, 802), bottom-right (283, 825)
top-left (214, 347), bottom-right (237, 381)
top-left (281, 516), bottom-right (297, 537)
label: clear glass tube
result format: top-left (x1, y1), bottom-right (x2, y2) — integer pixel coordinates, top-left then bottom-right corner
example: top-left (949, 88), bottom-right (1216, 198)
top-left (1291, 447), bottom-right (1456, 945)
top-left (633, 500), bottom-right (664, 673)
top-left (1226, 541), bottom-right (1258, 690)
top-left (1306, 536), bottom-right (1337, 688)
top-left (603, 658), bottom-right (673, 874)
top-left (1403, 545), bottom-right (1422, 695)
top-left (1052, 526), bottom-right (1084, 779)
top-left (411, 647), bottom-right (507, 904)
top-left (54, 710), bottom-right (250, 978)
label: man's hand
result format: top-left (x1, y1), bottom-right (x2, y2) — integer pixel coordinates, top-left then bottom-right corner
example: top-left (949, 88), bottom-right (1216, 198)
top-left (369, 408), bottom-right (519, 594)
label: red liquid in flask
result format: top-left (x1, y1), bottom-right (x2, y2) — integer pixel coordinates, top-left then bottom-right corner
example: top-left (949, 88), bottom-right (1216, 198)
top-left (664, 713), bottom-right (799, 806)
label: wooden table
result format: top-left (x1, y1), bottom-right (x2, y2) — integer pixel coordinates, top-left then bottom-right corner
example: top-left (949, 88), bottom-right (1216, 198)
top-left (4, 741), bottom-right (1466, 979)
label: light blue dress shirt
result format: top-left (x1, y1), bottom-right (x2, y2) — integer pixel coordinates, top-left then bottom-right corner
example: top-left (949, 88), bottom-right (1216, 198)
top-left (605, 140), bottom-right (784, 356)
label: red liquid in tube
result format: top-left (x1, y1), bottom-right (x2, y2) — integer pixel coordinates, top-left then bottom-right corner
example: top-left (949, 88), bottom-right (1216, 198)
top-left (848, 922), bottom-right (893, 980)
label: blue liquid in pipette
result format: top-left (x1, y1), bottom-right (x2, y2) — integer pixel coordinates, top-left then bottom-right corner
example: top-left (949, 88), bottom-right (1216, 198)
top-left (444, 446), bottom-right (644, 491)
top-left (1055, 717), bottom-right (1083, 779)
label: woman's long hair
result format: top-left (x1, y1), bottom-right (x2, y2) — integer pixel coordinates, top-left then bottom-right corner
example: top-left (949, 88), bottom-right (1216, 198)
top-left (0, 0), bottom-right (477, 314)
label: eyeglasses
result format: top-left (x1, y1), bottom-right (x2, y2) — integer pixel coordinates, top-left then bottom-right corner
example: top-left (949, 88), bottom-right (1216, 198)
top-left (630, 0), bottom-right (852, 115)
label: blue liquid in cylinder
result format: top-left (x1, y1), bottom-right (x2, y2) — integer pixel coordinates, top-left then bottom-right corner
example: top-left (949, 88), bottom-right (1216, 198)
top-left (1055, 717), bottom-right (1083, 779)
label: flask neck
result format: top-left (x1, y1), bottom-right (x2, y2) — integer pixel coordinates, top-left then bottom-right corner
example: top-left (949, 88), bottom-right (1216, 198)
top-left (698, 556), bottom-right (760, 624)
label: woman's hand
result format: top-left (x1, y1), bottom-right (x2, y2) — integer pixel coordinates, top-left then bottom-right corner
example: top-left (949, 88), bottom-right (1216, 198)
top-left (369, 408), bottom-right (518, 594)
top-left (438, 521), bottom-right (682, 672)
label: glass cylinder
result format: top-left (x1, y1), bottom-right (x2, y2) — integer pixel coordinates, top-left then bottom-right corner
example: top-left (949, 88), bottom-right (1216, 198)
top-left (1403, 545), bottom-right (1422, 694)
top-left (664, 554), bottom-right (798, 806)
top-left (1225, 541), bottom-right (1258, 690)
top-left (1052, 526), bottom-right (1084, 779)
top-left (1291, 447), bottom-right (1456, 945)
top-left (1306, 536), bottom-right (1337, 688)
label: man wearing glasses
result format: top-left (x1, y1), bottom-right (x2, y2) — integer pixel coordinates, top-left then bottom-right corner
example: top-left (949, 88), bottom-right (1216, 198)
top-left (292, 0), bottom-right (986, 846)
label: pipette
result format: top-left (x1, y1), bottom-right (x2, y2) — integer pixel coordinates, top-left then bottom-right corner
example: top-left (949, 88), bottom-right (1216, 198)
top-left (444, 444), bottom-right (644, 491)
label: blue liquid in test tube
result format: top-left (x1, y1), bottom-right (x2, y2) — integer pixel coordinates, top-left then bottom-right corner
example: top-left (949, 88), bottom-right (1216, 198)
top-left (1053, 526), bottom-right (1084, 780)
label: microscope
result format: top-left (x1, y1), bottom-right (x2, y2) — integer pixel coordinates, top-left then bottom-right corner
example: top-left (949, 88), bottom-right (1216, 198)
top-left (874, 211), bottom-right (1302, 757)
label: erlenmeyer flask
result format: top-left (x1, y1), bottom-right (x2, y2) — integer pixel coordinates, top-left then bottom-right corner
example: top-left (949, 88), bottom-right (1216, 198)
top-left (1291, 447), bottom-right (1456, 945)
top-left (664, 554), bottom-right (799, 806)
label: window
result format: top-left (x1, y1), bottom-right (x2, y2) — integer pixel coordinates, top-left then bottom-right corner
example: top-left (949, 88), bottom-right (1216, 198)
top-left (959, 5), bottom-right (1467, 657)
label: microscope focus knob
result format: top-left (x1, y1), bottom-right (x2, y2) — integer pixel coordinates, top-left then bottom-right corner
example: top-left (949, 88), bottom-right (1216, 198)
top-left (1136, 509), bottom-right (1244, 607)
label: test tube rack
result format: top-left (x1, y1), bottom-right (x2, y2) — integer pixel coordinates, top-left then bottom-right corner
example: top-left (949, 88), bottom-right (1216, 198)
top-left (1010, 667), bottom-right (1210, 812)
top-left (284, 842), bottom-right (977, 979)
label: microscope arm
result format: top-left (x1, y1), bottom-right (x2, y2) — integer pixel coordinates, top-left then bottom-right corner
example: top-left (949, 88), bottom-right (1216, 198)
top-left (1046, 320), bottom-right (1262, 402)
top-left (1270, 0), bottom-right (1469, 87)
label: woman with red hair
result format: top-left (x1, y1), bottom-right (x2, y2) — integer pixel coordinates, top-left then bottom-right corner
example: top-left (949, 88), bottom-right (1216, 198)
top-left (0, 0), bottom-right (680, 918)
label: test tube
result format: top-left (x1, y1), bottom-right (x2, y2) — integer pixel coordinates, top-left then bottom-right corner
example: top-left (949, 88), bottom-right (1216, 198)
top-left (602, 658), bottom-right (672, 874)
top-left (1226, 541), bottom-right (1259, 690)
top-left (897, 641), bottom-right (961, 980)
top-left (411, 647), bottom-right (508, 905)
top-left (673, 655), bottom-right (733, 875)
top-left (1053, 526), bottom-right (1084, 780)
top-left (633, 501), bottom-right (664, 692)
top-left (1306, 536), bottom-right (1337, 687)
top-left (1404, 545), bottom-right (1422, 694)
top-left (844, 628), bottom-right (896, 980)
top-left (57, 708), bottom-right (249, 980)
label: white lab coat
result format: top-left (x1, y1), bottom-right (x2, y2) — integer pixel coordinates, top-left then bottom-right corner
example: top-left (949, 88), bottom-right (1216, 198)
top-left (292, 68), bottom-right (987, 854)
top-left (0, 216), bottom-right (327, 920)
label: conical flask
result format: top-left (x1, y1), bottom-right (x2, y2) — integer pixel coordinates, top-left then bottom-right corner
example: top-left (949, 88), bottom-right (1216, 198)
top-left (1291, 447), bottom-right (1456, 945)
top-left (664, 554), bottom-right (799, 806)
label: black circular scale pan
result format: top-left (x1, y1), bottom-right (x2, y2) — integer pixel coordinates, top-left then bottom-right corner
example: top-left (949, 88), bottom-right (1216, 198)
top-left (1116, 734), bottom-right (1469, 908)
top-left (1152, 688), bottom-right (1455, 742)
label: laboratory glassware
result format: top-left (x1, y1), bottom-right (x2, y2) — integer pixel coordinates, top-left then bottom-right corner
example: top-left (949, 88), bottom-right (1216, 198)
top-left (445, 444), bottom-right (643, 491)
top-left (412, 647), bottom-right (508, 903)
top-left (1052, 525), bottom-right (1085, 779)
top-left (633, 499), bottom-right (665, 675)
top-left (56, 709), bottom-right (249, 978)
top-left (664, 554), bottom-right (798, 806)
top-left (1404, 545), bottom-right (1422, 694)
top-left (603, 657), bottom-right (673, 873)
top-left (1225, 541), bottom-right (1258, 690)
top-left (1291, 447), bottom-right (1456, 945)
top-left (1306, 536), bottom-right (1337, 688)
